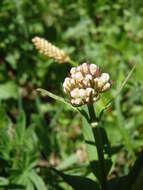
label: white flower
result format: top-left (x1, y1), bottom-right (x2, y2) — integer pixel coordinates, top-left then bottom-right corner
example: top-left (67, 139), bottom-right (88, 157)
top-left (63, 63), bottom-right (111, 106)
top-left (96, 73), bottom-right (110, 90)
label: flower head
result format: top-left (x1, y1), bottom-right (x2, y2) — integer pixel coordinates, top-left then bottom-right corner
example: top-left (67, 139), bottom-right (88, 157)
top-left (32, 36), bottom-right (70, 64)
top-left (63, 63), bottom-right (112, 106)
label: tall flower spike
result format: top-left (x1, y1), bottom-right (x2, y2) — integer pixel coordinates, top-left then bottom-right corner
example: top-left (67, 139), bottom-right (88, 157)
top-left (63, 63), bottom-right (112, 107)
top-left (32, 36), bottom-right (70, 64)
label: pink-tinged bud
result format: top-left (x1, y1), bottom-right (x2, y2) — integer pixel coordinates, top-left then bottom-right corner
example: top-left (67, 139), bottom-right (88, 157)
top-left (85, 74), bottom-right (92, 81)
top-left (74, 72), bottom-right (83, 82)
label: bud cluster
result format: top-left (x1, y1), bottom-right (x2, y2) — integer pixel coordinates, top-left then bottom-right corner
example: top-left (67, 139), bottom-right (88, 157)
top-left (63, 63), bottom-right (111, 106)
top-left (32, 37), bottom-right (70, 64)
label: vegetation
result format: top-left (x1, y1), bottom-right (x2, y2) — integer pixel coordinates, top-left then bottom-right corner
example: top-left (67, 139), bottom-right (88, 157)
top-left (0, 0), bottom-right (143, 189)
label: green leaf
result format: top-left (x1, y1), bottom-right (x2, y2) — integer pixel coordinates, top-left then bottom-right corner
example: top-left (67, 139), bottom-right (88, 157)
top-left (29, 171), bottom-right (47, 190)
top-left (105, 62), bottom-right (137, 111)
top-left (0, 184), bottom-right (25, 189)
top-left (0, 177), bottom-right (9, 185)
top-left (14, 110), bottom-right (26, 145)
top-left (56, 154), bottom-right (79, 170)
top-left (37, 88), bottom-right (77, 111)
top-left (53, 169), bottom-right (100, 190)
top-left (0, 82), bottom-right (18, 100)
top-left (108, 176), bottom-right (128, 190)
top-left (90, 159), bottom-right (112, 181)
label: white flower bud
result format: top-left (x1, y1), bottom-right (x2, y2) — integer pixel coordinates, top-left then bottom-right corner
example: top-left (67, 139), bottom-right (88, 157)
top-left (63, 87), bottom-right (67, 93)
top-left (85, 97), bottom-right (89, 103)
top-left (71, 98), bottom-right (82, 106)
top-left (74, 98), bottom-right (82, 105)
top-left (77, 65), bottom-right (82, 72)
top-left (82, 63), bottom-right (89, 74)
top-left (97, 73), bottom-right (110, 89)
top-left (93, 96), bottom-right (99, 102)
top-left (102, 82), bottom-right (111, 92)
top-left (97, 79), bottom-right (104, 89)
top-left (70, 78), bottom-right (76, 86)
top-left (74, 72), bottom-right (83, 82)
top-left (100, 73), bottom-right (110, 83)
top-left (79, 89), bottom-right (87, 98)
top-left (86, 88), bottom-right (94, 96)
top-left (85, 74), bottom-right (92, 81)
top-left (63, 77), bottom-right (71, 87)
top-left (63, 86), bottom-right (71, 94)
top-left (70, 67), bottom-right (76, 74)
top-left (94, 78), bottom-right (99, 88)
top-left (70, 88), bottom-right (79, 98)
top-left (89, 64), bottom-right (97, 75)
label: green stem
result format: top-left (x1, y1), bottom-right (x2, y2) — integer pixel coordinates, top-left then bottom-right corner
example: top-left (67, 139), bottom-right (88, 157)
top-left (68, 59), bottom-right (78, 67)
top-left (87, 103), bottom-right (107, 190)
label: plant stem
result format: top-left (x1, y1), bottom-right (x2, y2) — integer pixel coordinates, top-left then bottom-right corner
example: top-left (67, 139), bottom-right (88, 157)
top-left (87, 103), bottom-right (107, 190)
top-left (68, 59), bottom-right (78, 67)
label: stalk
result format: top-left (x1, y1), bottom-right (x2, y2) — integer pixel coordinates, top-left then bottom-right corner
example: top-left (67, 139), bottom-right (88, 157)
top-left (87, 103), bottom-right (107, 190)
top-left (68, 59), bottom-right (78, 67)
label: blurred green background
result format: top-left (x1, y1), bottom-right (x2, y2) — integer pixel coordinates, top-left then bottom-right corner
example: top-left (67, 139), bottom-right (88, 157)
top-left (0, 0), bottom-right (143, 189)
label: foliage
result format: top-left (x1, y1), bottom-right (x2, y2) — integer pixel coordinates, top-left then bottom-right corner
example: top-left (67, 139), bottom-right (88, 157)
top-left (0, 0), bottom-right (143, 189)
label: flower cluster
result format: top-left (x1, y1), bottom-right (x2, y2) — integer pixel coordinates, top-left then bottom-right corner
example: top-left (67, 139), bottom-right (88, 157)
top-left (63, 63), bottom-right (111, 106)
top-left (32, 37), bottom-right (70, 63)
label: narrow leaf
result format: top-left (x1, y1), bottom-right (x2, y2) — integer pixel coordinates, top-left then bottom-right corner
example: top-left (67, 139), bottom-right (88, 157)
top-left (29, 171), bottom-right (47, 190)
top-left (53, 169), bottom-right (100, 190)
top-left (37, 88), bottom-right (77, 111)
